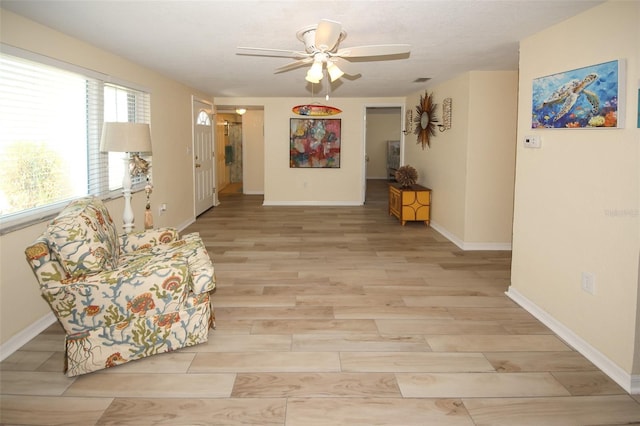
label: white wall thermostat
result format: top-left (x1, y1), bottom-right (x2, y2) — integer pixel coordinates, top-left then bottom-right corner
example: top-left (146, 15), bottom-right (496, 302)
top-left (523, 135), bottom-right (541, 149)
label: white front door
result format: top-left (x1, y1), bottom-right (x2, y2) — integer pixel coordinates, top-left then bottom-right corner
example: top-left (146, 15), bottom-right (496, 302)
top-left (193, 98), bottom-right (216, 216)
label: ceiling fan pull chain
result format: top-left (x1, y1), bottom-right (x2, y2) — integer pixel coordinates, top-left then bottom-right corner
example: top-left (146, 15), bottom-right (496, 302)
top-left (325, 69), bottom-right (330, 100)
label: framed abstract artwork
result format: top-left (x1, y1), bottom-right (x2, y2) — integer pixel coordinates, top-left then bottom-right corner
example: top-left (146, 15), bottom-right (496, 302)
top-left (290, 118), bottom-right (341, 168)
top-left (532, 60), bottom-right (624, 129)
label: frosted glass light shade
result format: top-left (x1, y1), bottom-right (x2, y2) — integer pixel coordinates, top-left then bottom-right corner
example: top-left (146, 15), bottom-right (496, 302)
top-left (306, 60), bottom-right (324, 83)
top-left (327, 62), bottom-right (344, 82)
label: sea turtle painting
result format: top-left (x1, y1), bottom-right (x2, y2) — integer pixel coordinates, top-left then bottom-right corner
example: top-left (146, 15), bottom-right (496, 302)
top-left (532, 60), bottom-right (619, 129)
top-left (540, 73), bottom-right (600, 122)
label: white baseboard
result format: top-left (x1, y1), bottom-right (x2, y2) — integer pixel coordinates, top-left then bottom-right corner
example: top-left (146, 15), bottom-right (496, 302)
top-left (177, 217), bottom-right (195, 232)
top-left (431, 221), bottom-right (512, 251)
top-left (506, 286), bottom-right (639, 395)
top-left (0, 312), bottom-right (56, 362)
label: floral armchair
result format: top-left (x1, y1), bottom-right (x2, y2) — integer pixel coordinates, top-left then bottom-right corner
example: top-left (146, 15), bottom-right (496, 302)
top-left (25, 196), bottom-right (215, 376)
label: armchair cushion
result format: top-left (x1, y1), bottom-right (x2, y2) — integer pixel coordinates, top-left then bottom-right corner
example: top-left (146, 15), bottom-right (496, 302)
top-left (45, 197), bottom-right (119, 277)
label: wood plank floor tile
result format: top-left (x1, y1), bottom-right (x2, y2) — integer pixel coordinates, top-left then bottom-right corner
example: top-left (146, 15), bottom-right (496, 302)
top-left (292, 334), bottom-right (431, 352)
top-left (188, 334), bottom-right (292, 352)
top-left (15, 332), bottom-right (65, 352)
top-left (250, 319), bottom-right (378, 334)
top-left (231, 372), bottom-right (401, 397)
top-left (189, 351), bottom-right (340, 373)
top-left (484, 351), bottom-right (597, 372)
top-left (263, 284), bottom-right (365, 296)
top-left (375, 319), bottom-right (509, 335)
top-left (285, 397), bottom-right (474, 426)
top-left (215, 306), bottom-right (334, 320)
top-left (0, 350), bottom-right (54, 371)
top-left (96, 398), bottom-right (286, 425)
top-left (35, 351), bottom-right (66, 373)
top-left (91, 352), bottom-right (195, 374)
top-left (340, 352), bottom-right (494, 372)
top-left (64, 373), bottom-right (235, 398)
top-left (446, 306), bottom-right (536, 321)
top-left (0, 395), bottom-right (113, 426)
top-left (0, 371), bottom-right (75, 396)
top-left (427, 335), bottom-right (572, 352)
top-left (396, 372), bottom-right (570, 397)
top-left (213, 295), bottom-right (297, 307)
top-left (296, 294), bottom-right (406, 307)
top-left (463, 395), bottom-right (640, 425)
top-left (551, 370), bottom-right (629, 396)
top-left (364, 285), bottom-right (507, 296)
top-left (403, 295), bottom-right (517, 308)
top-left (333, 305), bottom-right (451, 320)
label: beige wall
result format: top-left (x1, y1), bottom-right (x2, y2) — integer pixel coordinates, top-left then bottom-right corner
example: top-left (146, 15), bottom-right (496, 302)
top-left (465, 71), bottom-right (518, 244)
top-left (510, 0), bottom-right (639, 381)
top-left (404, 71), bottom-right (517, 248)
top-left (242, 110), bottom-right (265, 195)
top-left (0, 10), bottom-right (211, 349)
top-left (217, 97), bottom-right (405, 205)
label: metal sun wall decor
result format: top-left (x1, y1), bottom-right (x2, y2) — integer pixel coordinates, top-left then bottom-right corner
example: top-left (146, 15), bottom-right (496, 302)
top-left (290, 118), bottom-right (341, 168)
top-left (414, 90), bottom-right (438, 149)
top-left (532, 59), bottom-right (624, 129)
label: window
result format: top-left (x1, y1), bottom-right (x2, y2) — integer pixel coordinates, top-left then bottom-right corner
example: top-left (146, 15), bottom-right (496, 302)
top-left (0, 47), bottom-right (150, 232)
top-left (196, 110), bottom-right (211, 126)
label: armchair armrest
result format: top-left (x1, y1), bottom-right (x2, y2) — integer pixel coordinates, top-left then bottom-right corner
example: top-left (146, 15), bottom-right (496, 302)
top-left (180, 232), bottom-right (216, 294)
top-left (119, 227), bottom-right (179, 253)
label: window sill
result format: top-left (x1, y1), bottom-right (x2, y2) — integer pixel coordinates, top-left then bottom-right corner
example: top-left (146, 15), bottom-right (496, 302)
top-left (0, 185), bottom-right (147, 236)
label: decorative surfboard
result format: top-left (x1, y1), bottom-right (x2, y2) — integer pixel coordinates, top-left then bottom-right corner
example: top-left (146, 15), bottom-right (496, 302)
top-left (292, 104), bottom-right (342, 116)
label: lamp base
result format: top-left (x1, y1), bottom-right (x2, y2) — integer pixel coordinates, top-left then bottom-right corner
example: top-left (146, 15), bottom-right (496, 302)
top-left (122, 154), bottom-right (134, 233)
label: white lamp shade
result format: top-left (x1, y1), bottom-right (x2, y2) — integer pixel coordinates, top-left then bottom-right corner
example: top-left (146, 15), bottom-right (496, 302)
top-left (305, 71), bottom-right (321, 84)
top-left (327, 62), bottom-right (344, 82)
top-left (100, 122), bottom-right (152, 153)
top-left (306, 61), bottom-right (324, 82)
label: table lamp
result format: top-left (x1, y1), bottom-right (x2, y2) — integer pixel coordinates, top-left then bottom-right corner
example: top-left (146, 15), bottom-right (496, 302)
top-left (99, 122), bottom-right (152, 233)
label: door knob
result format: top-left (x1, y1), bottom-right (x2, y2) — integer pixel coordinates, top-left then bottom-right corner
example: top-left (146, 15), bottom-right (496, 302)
top-left (195, 163), bottom-right (201, 168)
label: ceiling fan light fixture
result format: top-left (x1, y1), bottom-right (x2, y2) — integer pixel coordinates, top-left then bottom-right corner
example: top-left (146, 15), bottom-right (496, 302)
top-left (305, 75), bottom-right (321, 84)
top-left (327, 61), bottom-right (344, 82)
top-left (306, 60), bottom-right (324, 82)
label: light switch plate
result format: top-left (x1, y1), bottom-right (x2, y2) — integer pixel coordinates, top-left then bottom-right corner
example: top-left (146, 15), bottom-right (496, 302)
top-left (524, 135), bottom-right (541, 148)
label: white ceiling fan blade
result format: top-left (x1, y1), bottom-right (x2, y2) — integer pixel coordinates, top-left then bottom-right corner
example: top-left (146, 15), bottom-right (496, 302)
top-left (335, 44), bottom-right (411, 58)
top-left (274, 58), bottom-right (314, 73)
top-left (315, 19), bottom-right (343, 51)
top-left (331, 58), bottom-right (358, 76)
top-left (237, 46), bottom-right (310, 59)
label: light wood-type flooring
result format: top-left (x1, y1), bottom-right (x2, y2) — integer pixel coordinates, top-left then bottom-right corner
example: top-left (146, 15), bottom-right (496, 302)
top-left (2, 180), bottom-right (640, 425)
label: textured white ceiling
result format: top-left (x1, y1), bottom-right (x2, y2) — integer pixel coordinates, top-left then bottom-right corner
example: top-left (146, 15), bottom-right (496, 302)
top-left (2, 0), bottom-right (603, 98)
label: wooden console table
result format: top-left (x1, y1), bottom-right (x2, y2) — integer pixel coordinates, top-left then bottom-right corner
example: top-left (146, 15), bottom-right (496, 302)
top-left (388, 183), bottom-right (431, 226)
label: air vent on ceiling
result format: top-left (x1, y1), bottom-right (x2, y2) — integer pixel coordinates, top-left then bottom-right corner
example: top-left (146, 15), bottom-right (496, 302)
top-left (413, 77), bottom-right (431, 83)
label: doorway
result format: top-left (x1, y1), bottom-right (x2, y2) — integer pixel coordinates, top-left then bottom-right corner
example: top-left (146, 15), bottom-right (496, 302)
top-left (215, 112), bottom-right (243, 194)
top-left (192, 98), bottom-right (215, 216)
top-left (364, 106), bottom-right (403, 203)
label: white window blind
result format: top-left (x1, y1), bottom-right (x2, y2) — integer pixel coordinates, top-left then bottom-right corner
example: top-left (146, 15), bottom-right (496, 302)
top-left (0, 48), bottom-right (151, 232)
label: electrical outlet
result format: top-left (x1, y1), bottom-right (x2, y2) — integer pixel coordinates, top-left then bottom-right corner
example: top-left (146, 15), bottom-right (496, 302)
top-left (581, 272), bottom-right (596, 295)
top-left (523, 135), bottom-right (541, 149)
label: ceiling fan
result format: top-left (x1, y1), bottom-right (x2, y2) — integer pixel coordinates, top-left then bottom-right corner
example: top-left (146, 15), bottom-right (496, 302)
top-left (237, 19), bottom-right (410, 84)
